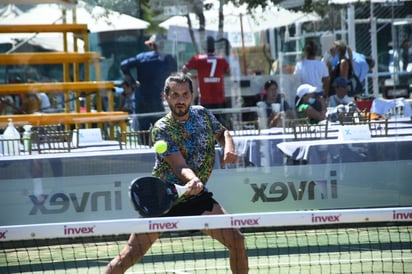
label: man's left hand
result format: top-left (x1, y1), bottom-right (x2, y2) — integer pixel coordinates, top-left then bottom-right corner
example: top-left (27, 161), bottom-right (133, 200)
top-left (222, 151), bottom-right (238, 166)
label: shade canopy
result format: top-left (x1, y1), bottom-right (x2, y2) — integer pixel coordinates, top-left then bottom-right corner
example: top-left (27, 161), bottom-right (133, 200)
top-left (0, 0), bottom-right (75, 4)
top-left (0, 1), bottom-right (148, 52)
top-left (329, 0), bottom-right (405, 3)
top-left (0, 4), bottom-right (23, 20)
top-left (0, 0), bottom-right (150, 32)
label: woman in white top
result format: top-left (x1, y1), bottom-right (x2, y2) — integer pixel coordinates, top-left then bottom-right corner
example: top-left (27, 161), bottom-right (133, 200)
top-left (294, 40), bottom-right (330, 97)
top-left (294, 40), bottom-right (329, 114)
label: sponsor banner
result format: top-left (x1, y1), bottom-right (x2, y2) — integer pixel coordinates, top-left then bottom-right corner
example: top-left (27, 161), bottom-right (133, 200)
top-left (0, 160), bottom-right (411, 226)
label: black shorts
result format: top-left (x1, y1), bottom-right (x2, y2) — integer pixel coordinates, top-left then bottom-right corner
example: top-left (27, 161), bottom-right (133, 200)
top-left (164, 191), bottom-right (218, 217)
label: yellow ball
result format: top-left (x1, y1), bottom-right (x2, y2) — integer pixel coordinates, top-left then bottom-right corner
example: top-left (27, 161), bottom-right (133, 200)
top-left (154, 140), bottom-right (167, 154)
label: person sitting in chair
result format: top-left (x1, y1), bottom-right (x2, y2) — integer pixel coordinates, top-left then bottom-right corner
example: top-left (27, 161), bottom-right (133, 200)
top-left (295, 84), bottom-right (326, 124)
top-left (329, 77), bottom-right (354, 108)
top-left (259, 79), bottom-right (293, 128)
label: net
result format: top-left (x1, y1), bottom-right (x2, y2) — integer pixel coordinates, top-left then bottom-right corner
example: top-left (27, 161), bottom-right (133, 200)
top-left (1, 207), bottom-right (411, 273)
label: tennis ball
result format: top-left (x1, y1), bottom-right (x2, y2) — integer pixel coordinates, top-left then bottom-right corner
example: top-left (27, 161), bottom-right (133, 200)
top-left (154, 140), bottom-right (167, 154)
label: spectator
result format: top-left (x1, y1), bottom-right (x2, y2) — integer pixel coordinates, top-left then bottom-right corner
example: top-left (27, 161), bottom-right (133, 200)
top-left (326, 50), bottom-right (375, 92)
top-left (328, 40), bottom-right (354, 97)
top-left (400, 39), bottom-right (411, 85)
top-left (37, 93), bottom-right (51, 112)
top-left (182, 36), bottom-right (230, 127)
top-left (259, 80), bottom-right (293, 128)
top-left (328, 77), bottom-right (354, 107)
top-left (120, 34), bottom-right (177, 130)
top-left (117, 80), bottom-right (136, 114)
top-left (295, 84), bottom-right (326, 124)
top-left (27, 79), bottom-right (51, 112)
top-left (326, 40), bottom-right (375, 96)
top-left (352, 52), bottom-right (375, 84)
top-left (294, 40), bottom-right (330, 98)
top-left (9, 76), bottom-right (23, 108)
top-left (19, 93), bottom-right (41, 114)
top-left (117, 80), bottom-right (138, 131)
top-left (294, 39), bottom-right (329, 115)
top-left (401, 39), bottom-right (411, 71)
top-left (0, 95), bottom-right (16, 115)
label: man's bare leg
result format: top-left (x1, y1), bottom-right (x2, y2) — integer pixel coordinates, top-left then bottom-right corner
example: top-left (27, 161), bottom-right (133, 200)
top-left (104, 232), bottom-right (161, 274)
top-left (202, 204), bottom-right (249, 274)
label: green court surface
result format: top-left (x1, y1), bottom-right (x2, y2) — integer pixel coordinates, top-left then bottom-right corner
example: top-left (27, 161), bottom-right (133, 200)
top-left (1, 225), bottom-right (411, 273)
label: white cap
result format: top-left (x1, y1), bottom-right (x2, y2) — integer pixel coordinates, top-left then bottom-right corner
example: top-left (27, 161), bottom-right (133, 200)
top-left (144, 34), bottom-right (165, 46)
top-left (296, 84), bottom-right (317, 106)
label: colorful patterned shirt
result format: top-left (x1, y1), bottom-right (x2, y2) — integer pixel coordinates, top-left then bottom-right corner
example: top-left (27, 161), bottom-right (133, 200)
top-left (151, 106), bottom-right (224, 188)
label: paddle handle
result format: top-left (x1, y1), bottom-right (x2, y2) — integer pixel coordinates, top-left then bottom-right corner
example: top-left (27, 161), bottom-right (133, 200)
top-left (175, 184), bottom-right (190, 197)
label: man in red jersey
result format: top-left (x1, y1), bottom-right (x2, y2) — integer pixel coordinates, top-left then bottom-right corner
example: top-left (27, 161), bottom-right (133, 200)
top-left (183, 36), bottom-right (230, 126)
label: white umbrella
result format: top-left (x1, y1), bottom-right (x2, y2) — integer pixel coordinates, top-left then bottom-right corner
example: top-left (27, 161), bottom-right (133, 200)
top-left (329, 0), bottom-right (403, 3)
top-left (0, 3), bottom-right (84, 53)
top-left (0, 0), bottom-right (74, 3)
top-left (1, 0), bottom-right (149, 32)
top-left (0, 5), bottom-right (18, 46)
top-left (0, 35), bottom-right (14, 45)
top-left (0, 32), bottom-right (85, 52)
top-left (0, 4), bottom-right (23, 21)
top-left (0, 1), bottom-right (148, 52)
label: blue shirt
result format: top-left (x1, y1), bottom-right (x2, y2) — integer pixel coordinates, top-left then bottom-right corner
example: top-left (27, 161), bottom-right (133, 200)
top-left (120, 51), bottom-right (177, 113)
top-left (352, 52), bottom-right (369, 83)
top-left (331, 51), bottom-right (369, 82)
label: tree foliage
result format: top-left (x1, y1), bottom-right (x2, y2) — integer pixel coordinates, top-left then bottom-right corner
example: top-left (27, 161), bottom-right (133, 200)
top-left (83, 0), bottom-right (332, 43)
top-left (90, 0), bottom-right (329, 18)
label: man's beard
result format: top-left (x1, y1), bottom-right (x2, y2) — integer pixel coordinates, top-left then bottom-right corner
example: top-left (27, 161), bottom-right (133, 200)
top-left (169, 103), bottom-right (189, 118)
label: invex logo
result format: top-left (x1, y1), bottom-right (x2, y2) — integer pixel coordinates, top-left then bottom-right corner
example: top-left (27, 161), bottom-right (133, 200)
top-left (0, 230), bottom-right (7, 239)
top-left (311, 214), bottom-right (341, 223)
top-left (64, 225), bottom-right (96, 235)
top-left (149, 221), bottom-right (179, 231)
top-left (230, 217), bottom-right (260, 227)
top-left (250, 170), bottom-right (338, 202)
top-left (393, 210), bottom-right (412, 220)
top-left (28, 181), bottom-right (122, 215)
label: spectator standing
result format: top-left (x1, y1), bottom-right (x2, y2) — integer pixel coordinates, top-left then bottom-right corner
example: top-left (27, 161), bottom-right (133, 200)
top-left (327, 50), bottom-right (375, 93)
top-left (183, 36), bottom-right (230, 126)
top-left (352, 52), bottom-right (375, 84)
top-left (328, 40), bottom-right (354, 96)
top-left (401, 39), bottom-right (411, 71)
top-left (294, 40), bottom-right (328, 115)
top-left (294, 40), bottom-right (330, 97)
top-left (400, 39), bottom-right (411, 85)
top-left (120, 34), bottom-right (177, 130)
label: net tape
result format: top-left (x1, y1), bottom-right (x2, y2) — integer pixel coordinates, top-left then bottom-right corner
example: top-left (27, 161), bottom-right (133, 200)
top-left (2, 207), bottom-right (411, 241)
